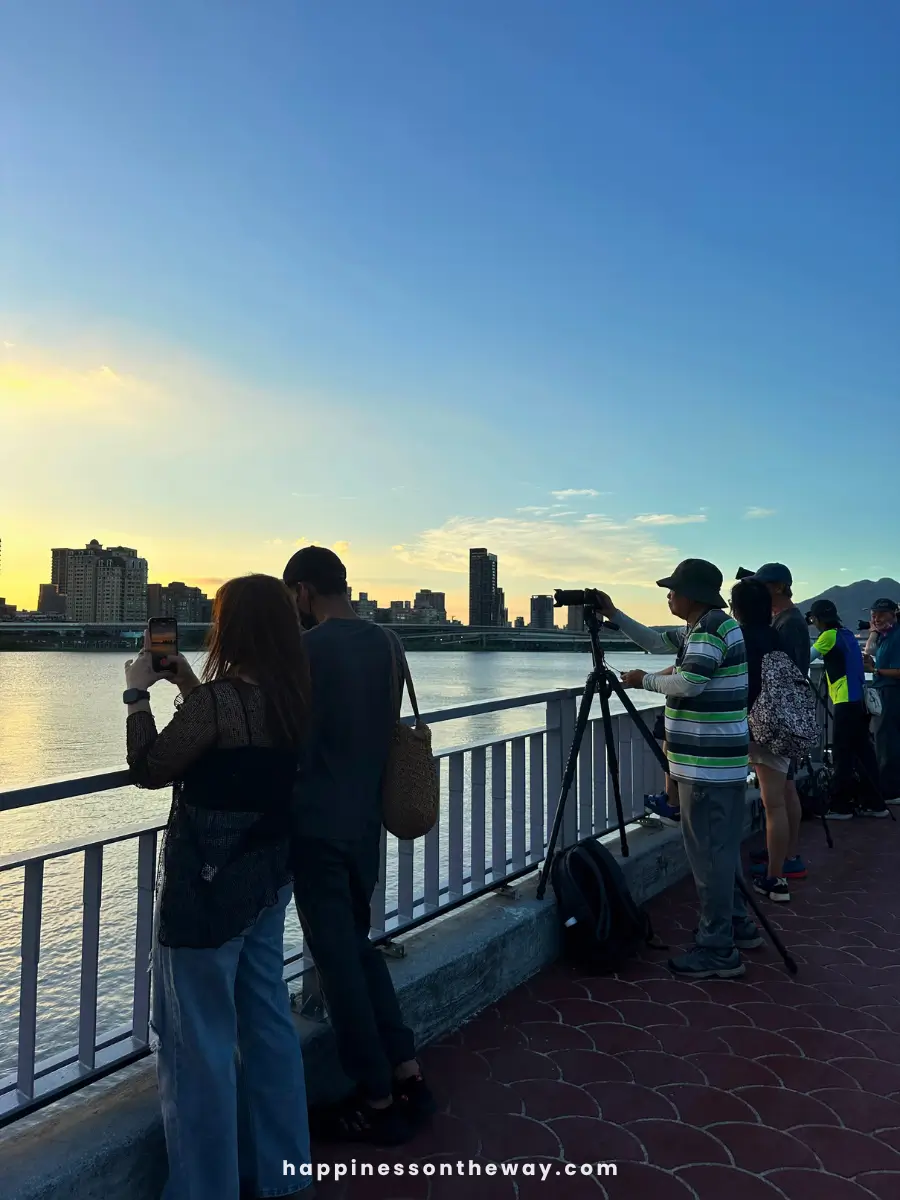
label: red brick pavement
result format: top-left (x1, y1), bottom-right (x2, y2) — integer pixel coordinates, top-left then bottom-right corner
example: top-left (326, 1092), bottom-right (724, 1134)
top-left (316, 818), bottom-right (900, 1199)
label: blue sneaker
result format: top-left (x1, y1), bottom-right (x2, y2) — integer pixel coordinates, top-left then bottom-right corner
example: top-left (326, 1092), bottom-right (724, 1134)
top-left (644, 792), bottom-right (680, 824)
top-left (668, 946), bottom-right (746, 979)
top-left (751, 856), bottom-right (807, 880)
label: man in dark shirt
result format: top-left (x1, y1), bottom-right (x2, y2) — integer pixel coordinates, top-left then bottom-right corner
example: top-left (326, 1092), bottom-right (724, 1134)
top-left (283, 547), bottom-right (430, 1145)
top-left (747, 564), bottom-right (810, 880)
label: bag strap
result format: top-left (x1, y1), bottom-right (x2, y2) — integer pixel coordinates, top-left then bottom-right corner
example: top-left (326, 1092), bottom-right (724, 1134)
top-left (382, 628), bottom-right (423, 723)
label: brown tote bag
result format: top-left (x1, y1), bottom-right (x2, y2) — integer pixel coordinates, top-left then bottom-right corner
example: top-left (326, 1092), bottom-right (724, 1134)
top-left (381, 629), bottom-right (439, 840)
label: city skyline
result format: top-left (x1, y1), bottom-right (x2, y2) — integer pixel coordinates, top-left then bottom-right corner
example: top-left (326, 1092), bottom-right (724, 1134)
top-left (5, 537), bottom-right (594, 630)
top-left (3, 5), bottom-right (898, 621)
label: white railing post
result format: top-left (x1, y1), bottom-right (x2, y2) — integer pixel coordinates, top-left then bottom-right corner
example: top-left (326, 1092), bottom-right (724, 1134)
top-left (511, 737), bottom-right (526, 871)
top-left (131, 830), bottom-right (157, 1046)
top-left (448, 751), bottom-right (465, 901)
top-left (78, 845), bottom-right (104, 1070)
top-left (491, 742), bottom-right (507, 883)
top-left (545, 693), bottom-right (577, 849)
top-left (16, 861), bottom-right (44, 1102)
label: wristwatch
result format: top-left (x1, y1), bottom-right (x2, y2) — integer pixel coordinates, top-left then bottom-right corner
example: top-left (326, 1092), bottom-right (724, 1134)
top-left (123, 688), bottom-right (151, 705)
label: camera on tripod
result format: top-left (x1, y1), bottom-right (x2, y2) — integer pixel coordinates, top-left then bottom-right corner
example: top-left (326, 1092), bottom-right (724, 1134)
top-left (553, 589), bottom-right (618, 629)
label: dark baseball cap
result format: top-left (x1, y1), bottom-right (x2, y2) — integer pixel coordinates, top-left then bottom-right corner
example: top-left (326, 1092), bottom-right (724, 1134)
top-left (808, 598), bottom-right (840, 624)
top-left (282, 545), bottom-right (347, 594)
top-left (751, 563), bottom-right (792, 587)
top-left (871, 597), bottom-right (898, 613)
top-left (656, 559), bottom-right (727, 608)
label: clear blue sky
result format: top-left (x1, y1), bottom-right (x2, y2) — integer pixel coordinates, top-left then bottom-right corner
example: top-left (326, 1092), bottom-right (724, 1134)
top-left (2, 1), bottom-right (898, 618)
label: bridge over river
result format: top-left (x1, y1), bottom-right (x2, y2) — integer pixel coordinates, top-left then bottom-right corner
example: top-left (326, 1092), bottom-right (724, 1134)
top-left (0, 621), bottom-right (636, 653)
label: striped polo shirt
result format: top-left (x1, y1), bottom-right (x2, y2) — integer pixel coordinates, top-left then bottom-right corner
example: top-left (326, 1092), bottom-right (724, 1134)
top-left (658, 610), bottom-right (749, 785)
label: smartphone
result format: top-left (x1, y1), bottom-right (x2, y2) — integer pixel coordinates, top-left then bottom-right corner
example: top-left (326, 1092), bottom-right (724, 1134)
top-left (148, 617), bottom-right (178, 672)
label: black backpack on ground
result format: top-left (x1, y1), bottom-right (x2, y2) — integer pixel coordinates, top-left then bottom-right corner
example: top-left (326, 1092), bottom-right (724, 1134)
top-left (550, 837), bottom-right (663, 973)
top-left (796, 761), bottom-right (831, 821)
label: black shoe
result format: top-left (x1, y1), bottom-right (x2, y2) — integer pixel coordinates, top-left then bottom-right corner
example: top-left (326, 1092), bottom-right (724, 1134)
top-left (857, 806), bottom-right (890, 819)
top-left (753, 876), bottom-right (791, 903)
top-left (394, 1073), bottom-right (437, 1127)
top-left (309, 1093), bottom-right (414, 1147)
top-left (824, 806), bottom-right (854, 821)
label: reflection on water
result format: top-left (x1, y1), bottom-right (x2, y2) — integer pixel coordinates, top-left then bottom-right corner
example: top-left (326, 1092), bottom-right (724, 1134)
top-left (0, 648), bottom-right (670, 1073)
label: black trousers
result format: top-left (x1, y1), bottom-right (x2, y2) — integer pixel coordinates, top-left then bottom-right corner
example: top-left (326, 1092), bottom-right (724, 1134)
top-left (872, 686), bottom-right (900, 801)
top-left (292, 834), bottom-right (416, 1101)
top-left (830, 702), bottom-right (883, 810)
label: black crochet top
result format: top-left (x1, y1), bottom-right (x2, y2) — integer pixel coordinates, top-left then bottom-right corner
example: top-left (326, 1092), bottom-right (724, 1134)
top-left (127, 679), bottom-right (298, 948)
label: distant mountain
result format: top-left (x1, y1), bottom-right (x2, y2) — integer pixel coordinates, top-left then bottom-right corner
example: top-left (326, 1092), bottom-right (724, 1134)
top-left (796, 578), bottom-right (900, 628)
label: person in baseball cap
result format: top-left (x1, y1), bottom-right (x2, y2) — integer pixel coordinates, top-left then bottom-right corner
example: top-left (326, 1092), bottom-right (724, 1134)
top-left (865, 599), bottom-right (900, 805)
top-left (655, 558), bottom-right (728, 612)
top-left (593, 560), bottom-right (758, 979)
top-left (751, 563), bottom-right (793, 589)
top-left (808, 597), bottom-right (887, 819)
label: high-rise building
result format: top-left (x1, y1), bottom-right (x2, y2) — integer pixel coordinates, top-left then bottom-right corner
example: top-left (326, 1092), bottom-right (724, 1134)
top-left (414, 589), bottom-right (447, 624)
top-left (514, 616), bottom-right (525, 629)
top-left (567, 606), bottom-right (584, 632)
top-left (389, 599), bottom-right (416, 624)
top-left (147, 581), bottom-right (210, 622)
top-left (530, 595), bottom-right (555, 630)
top-left (469, 548), bottom-right (498, 626)
top-left (496, 587), bottom-right (509, 628)
top-left (57, 540), bottom-right (148, 622)
top-left (352, 591), bottom-right (378, 621)
top-left (51, 547), bottom-right (74, 597)
top-left (38, 583), bottom-right (67, 616)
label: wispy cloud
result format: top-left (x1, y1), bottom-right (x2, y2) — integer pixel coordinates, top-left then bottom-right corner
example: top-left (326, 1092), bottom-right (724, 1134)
top-left (394, 512), bottom-right (680, 587)
top-left (632, 513), bottom-right (707, 526)
top-left (332, 541), bottom-right (351, 555)
top-left (744, 507), bottom-right (776, 520)
top-left (1, 355), bottom-right (143, 423)
top-left (550, 488), bottom-right (604, 500)
top-left (517, 506), bottom-right (552, 515)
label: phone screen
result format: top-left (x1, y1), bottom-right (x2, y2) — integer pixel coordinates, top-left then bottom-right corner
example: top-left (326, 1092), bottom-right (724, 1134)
top-left (149, 618), bottom-right (178, 671)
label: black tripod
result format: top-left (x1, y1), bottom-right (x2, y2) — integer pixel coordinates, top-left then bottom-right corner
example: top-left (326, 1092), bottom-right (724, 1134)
top-left (535, 597), bottom-right (798, 976)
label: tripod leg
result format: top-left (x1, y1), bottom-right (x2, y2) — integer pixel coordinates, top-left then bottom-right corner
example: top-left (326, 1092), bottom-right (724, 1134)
top-left (735, 872), bottom-right (798, 975)
top-left (597, 680), bottom-right (630, 858)
top-left (536, 675), bottom-right (597, 901)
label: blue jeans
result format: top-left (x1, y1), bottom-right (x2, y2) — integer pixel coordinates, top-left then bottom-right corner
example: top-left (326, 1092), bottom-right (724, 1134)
top-left (676, 780), bottom-right (748, 953)
top-left (152, 884), bottom-right (312, 1199)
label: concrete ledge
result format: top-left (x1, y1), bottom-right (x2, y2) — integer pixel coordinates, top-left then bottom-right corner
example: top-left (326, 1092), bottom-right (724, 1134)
top-left (1, 800), bottom-right (761, 1200)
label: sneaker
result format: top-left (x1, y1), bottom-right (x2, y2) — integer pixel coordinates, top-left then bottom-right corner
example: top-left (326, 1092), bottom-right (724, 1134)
top-left (824, 806), bottom-right (855, 821)
top-left (733, 920), bottom-right (765, 950)
top-left (887, 797), bottom-right (900, 806)
top-left (309, 1093), bottom-right (414, 1146)
top-left (394, 1074), bottom-right (436, 1128)
top-left (751, 856), bottom-right (807, 881)
top-left (857, 806), bottom-right (890, 819)
top-left (691, 921), bottom-right (764, 951)
top-left (753, 876), bottom-right (791, 903)
top-left (644, 792), bottom-right (681, 823)
top-left (668, 946), bottom-right (746, 980)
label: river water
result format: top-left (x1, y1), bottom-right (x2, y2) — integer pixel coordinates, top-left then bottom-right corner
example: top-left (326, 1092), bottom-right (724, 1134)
top-left (0, 649), bottom-right (669, 1075)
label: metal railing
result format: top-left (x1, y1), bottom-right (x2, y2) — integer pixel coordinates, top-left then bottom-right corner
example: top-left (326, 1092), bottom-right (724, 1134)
top-left (0, 687), bottom-right (665, 1126)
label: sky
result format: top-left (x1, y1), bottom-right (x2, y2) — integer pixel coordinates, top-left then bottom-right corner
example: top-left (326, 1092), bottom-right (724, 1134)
top-left (2, 1), bottom-right (899, 622)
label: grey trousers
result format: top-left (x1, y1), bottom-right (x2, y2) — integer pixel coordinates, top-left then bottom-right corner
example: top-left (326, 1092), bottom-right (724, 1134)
top-left (676, 780), bottom-right (748, 953)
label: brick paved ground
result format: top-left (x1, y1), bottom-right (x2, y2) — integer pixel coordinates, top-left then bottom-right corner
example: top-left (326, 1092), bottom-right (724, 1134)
top-left (317, 818), bottom-right (900, 1199)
